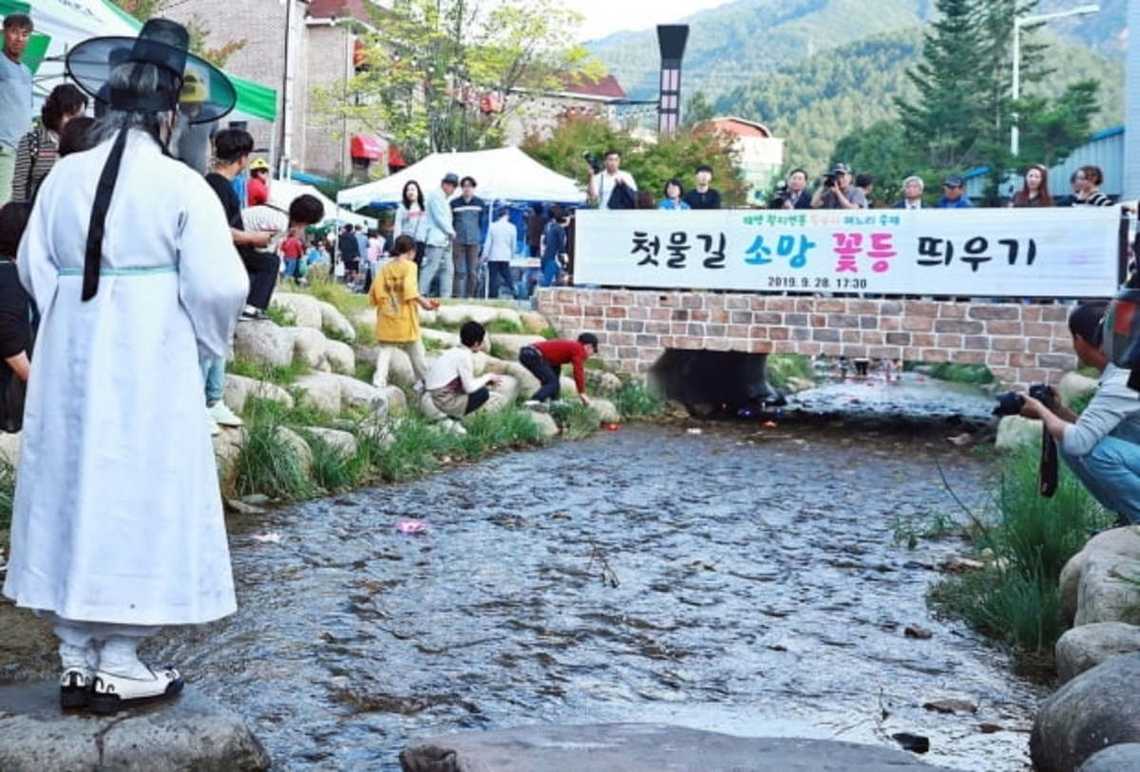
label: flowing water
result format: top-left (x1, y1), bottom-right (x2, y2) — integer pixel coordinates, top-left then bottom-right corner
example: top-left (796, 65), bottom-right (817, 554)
top-left (146, 377), bottom-right (1040, 771)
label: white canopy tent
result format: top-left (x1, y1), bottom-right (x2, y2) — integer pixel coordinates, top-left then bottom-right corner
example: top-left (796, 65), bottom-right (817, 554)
top-left (5, 0), bottom-right (277, 124)
top-left (271, 178), bottom-right (376, 229)
top-left (336, 146), bottom-right (586, 209)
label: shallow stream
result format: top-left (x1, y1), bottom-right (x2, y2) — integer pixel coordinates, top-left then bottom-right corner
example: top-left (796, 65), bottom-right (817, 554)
top-left (147, 381), bottom-right (1040, 770)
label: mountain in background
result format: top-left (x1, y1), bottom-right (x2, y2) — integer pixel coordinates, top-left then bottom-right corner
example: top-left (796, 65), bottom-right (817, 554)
top-left (709, 29), bottom-right (1123, 174)
top-left (586, 0), bottom-right (1125, 100)
top-left (585, 0), bottom-right (1125, 175)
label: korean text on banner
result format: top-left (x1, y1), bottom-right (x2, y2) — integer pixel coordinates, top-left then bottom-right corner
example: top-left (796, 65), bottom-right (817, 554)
top-left (573, 208), bottom-right (1121, 298)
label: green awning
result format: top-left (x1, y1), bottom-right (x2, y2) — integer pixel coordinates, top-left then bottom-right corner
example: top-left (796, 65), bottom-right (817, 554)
top-left (229, 75), bottom-right (277, 122)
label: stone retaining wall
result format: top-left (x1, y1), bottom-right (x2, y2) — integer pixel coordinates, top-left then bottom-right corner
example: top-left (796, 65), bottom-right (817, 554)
top-left (536, 288), bottom-right (1078, 388)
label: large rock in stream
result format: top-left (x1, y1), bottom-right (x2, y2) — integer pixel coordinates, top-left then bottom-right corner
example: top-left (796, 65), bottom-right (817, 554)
top-left (1056, 622), bottom-right (1140, 683)
top-left (399, 723), bottom-right (940, 772)
top-left (1031, 653), bottom-right (1140, 771)
top-left (0, 682), bottom-right (270, 771)
top-left (1060, 527), bottom-right (1140, 626)
top-left (1079, 743), bottom-right (1140, 771)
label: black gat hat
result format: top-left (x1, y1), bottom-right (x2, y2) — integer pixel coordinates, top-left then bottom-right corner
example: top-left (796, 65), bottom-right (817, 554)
top-left (63, 19), bottom-right (237, 301)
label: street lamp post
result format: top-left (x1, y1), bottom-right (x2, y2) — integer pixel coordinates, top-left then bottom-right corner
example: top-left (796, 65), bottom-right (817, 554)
top-left (1011, 4), bottom-right (1100, 157)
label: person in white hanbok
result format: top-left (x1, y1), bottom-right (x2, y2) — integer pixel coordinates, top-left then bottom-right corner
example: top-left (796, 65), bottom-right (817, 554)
top-left (1, 19), bottom-right (248, 714)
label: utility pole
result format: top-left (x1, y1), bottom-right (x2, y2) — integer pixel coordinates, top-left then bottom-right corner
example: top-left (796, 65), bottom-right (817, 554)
top-left (1127, 0), bottom-right (1140, 199)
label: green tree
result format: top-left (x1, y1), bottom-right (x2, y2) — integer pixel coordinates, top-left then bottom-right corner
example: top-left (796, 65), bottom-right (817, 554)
top-left (521, 114), bottom-right (748, 206)
top-left (311, 0), bottom-right (600, 161)
top-left (895, 0), bottom-right (1097, 202)
top-left (683, 90), bottom-right (715, 127)
top-left (832, 120), bottom-right (926, 206)
top-left (895, 0), bottom-right (981, 170)
top-left (1015, 79), bottom-right (1100, 167)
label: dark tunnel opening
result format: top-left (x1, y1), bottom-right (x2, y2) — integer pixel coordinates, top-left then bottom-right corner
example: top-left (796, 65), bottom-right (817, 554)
top-left (648, 349), bottom-right (779, 418)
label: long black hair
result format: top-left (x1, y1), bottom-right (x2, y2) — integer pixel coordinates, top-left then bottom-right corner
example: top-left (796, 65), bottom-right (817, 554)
top-left (1069, 301), bottom-right (1108, 346)
top-left (402, 180), bottom-right (424, 210)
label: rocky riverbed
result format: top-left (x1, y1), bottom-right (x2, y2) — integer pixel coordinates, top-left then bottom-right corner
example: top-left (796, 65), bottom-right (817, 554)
top-left (2, 421), bottom-right (1034, 769)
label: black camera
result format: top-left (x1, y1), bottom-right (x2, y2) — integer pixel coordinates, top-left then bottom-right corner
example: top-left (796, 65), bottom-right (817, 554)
top-left (992, 384), bottom-right (1055, 417)
top-left (583, 151), bottom-right (602, 175)
top-left (992, 384), bottom-right (1060, 498)
top-left (769, 182), bottom-right (789, 209)
top-left (822, 173), bottom-right (836, 188)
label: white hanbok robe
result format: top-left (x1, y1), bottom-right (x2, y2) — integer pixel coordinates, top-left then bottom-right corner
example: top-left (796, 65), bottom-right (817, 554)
top-left (2, 130), bottom-right (249, 626)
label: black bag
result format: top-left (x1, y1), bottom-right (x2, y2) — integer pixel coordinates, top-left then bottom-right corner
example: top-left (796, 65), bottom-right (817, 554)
top-left (0, 262), bottom-right (37, 433)
top-left (607, 181), bottom-right (637, 210)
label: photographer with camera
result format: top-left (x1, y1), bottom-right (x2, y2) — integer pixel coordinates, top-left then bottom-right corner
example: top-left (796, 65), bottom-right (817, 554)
top-left (812, 163), bottom-right (867, 210)
top-left (771, 168), bottom-right (812, 210)
top-left (1014, 302), bottom-right (1140, 524)
top-left (586, 149), bottom-right (637, 209)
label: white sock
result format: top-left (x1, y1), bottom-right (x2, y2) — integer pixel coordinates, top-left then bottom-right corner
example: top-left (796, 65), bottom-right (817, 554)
top-left (53, 621), bottom-right (96, 673)
top-left (99, 636), bottom-right (152, 680)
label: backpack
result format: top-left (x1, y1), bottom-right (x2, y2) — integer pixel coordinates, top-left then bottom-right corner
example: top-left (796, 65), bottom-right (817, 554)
top-left (0, 261), bottom-right (37, 433)
top-left (1103, 284), bottom-right (1140, 393)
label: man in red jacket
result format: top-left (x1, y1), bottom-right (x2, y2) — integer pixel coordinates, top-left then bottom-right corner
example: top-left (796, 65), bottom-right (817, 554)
top-left (520, 333), bottom-right (598, 408)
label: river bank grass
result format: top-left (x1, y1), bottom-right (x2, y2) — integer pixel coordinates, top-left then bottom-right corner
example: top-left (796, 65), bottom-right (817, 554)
top-left (930, 445), bottom-right (1112, 670)
top-left (233, 397), bottom-right (555, 501)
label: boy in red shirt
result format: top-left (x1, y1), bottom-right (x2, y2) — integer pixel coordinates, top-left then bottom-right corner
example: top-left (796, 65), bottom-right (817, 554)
top-left (280, 233), bottom-right (305, 281)
top-left (519, 333), bottom-right (598, 408)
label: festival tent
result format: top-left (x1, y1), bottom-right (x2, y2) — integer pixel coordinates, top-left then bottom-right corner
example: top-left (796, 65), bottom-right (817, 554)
top-left (271, 178), bottom-right (376, 230)
top-left (336, 146), bottom-right (586, 210)
top-left (0, 0), bottom-right (277, 123)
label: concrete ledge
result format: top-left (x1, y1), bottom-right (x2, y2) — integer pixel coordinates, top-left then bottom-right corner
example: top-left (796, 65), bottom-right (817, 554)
top-left (400, 722), bottom-right (942, 772)
top-left (0, 682), bottom-right (270, 772)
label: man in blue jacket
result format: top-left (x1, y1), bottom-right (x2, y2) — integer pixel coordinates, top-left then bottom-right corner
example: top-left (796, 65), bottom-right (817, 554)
top-left (936, 175), bottom-right (973, 208)
top-left (451, 176), bottom-right (487, 298)
top-left (421, 173), bottom-right (458, 297)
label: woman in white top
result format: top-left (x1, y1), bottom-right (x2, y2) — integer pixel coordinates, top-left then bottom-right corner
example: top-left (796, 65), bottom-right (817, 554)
top-left (394, 180), bottom-right (428, 264)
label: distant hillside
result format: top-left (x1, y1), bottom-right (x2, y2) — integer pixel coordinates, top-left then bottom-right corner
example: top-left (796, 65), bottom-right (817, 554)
top-left (710, 29), bottom-right (1124, 175)
top-left (586, 0), bottom-right (1126, 101)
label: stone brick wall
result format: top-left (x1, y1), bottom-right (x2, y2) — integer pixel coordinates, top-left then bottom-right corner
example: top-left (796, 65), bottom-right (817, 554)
top-left (535, 289), bottom-right (1079, 389)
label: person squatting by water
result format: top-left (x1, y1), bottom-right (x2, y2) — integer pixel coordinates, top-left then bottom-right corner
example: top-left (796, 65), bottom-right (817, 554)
top-left (2, 19), bottom-right (249, 714)
top-left (1018, 302), bottom-right (1140, 525)
top-left (519, 333), bottom-right (598, 409)
top-left (423, 321), bottom-right (503, 423)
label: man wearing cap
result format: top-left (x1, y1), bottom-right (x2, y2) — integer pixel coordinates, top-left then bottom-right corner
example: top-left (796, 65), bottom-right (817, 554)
top-left (812, 163), bottom-right (866, 210)
top-left (247, 157), bottom-right (271, 206)
top-left (937, 175), bottom-right (973, 208)
top-left (0, 13), bottom-right (34, 206)
top-left (421, 173), bottom-right (458, 298)
top-left (3, 19), bottom-right (248, 713)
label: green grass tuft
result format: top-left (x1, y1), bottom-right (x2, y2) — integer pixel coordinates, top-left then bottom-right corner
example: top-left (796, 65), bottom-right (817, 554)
top-left (613, 380), bottom-right (663, 419)
top-left (930, 444), bottom-right (1113, 663)
top-left (549, 401), bottom-right (600, 439)
top-left (0, 463), bottom-right (14, 532)
top-left (1068, 390), bottom-right (1094, 415)
top-left (228, 358), bottom-right (311, 387)
top-left (456, 407), bottom-right (542, 458)
top-left (265, 305), bottom-right (296, 328)
top-left (233, 401), bottom-right (317, 501)
top-left (765, 354), bottom-right (814, 391)
top-left (302, 431), bottom-right (366, 492)
top-left (301, 277), bottom-right (370, 317)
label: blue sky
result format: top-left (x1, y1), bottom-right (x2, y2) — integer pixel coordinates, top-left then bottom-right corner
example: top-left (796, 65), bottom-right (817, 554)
top-left (569, 0), bottom-right (731, 41)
